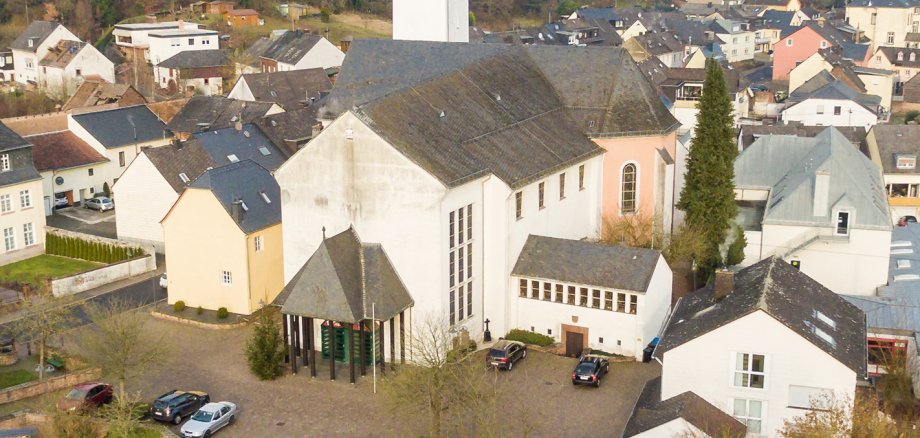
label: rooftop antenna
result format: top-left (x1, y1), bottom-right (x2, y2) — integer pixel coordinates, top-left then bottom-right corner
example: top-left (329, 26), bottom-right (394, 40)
top-left (322, 226), bottom-right (326, 239)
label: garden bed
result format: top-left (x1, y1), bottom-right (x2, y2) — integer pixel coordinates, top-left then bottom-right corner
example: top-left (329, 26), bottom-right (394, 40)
top-left (0, 255), bottom-right (99, 286)
top-left (151, 302), bottom-right (248, 330)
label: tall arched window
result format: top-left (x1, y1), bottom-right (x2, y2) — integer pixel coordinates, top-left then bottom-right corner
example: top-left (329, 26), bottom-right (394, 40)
top-left (621, 163), bottom-right (637, 214)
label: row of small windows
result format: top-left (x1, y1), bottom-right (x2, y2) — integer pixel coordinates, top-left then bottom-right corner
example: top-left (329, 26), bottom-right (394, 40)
top-left (515, 165), bottom-right (585, 219)
top-left (3, 223), bottom-right (36, 252)
top-left (517, 278), bottom-right (638, 314)
top-left (0, 190), bottom-right (32, 213)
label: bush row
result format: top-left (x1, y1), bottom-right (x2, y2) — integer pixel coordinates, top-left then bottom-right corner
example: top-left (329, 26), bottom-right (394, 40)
top-left (45, 233), bottom-right (142, 264)
top-left (504, 329), bottom-right (556, 347)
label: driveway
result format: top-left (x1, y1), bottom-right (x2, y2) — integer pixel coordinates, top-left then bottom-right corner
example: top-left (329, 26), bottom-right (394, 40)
top-left (46, 208), bottom-right (116, 239)
top-left (82, 316), bottom-right (660, 437)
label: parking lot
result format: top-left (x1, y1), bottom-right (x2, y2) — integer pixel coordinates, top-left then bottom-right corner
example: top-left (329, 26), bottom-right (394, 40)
top-left (46, 207), bottom-right (116, 239)
top-left (71, 314), bottom-right (660, 437)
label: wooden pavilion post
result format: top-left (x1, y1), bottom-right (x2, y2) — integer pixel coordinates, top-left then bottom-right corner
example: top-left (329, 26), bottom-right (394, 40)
top-left (399, 311), bottom-right (406, 364)
top-left (329, 322), bottom-right (336, 381)
top-left (389, 318), bottom-right (395, 366)
top-left (349, 325), bottom-right (356, 384)
top-left (359, 320), bottom-right (367, 376)
top-left (378, 320), bottom-right (386, 375)
top-left (307, 317), bottom-right (316, 377)
top-left (300, 316), bottom-right (309, 372)
top-left (282, 312), bottom-right (290, 364)
top-left (289, 315), bottom-right (298, 374)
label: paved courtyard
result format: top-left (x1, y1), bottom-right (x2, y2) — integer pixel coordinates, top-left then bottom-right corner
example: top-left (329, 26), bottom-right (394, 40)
top-left (46, 208), bottom-right (117, 239)
top-left (72, 314), bottom-right (661, 437)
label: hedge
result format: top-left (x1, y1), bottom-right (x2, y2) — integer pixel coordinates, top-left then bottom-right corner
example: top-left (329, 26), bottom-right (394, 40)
top-left (45, 233), bottom-right (143, 264)
top-left (505, 329), bottom-right (556, 347)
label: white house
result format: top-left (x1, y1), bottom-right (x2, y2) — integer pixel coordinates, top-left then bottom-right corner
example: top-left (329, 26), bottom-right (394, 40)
top-left (652, 258), bottom-right (867, 437)
top-left (735, 127), bottom-right (891, 295)
top-left (38, 40), bottom-right (115, 98)
top-left (68, 105), bottom-right (171, 189)
top-left (789, 49), bottom-right (896, 112)
top-left (0, 122), bottom-right (45, 265)
top-left (23, 130), bottom-right (109, 212)
top-left (9, 21), bottom-right (80, 86)
top-left (393, 0), bottom-right (469, 43)
top-left (866, 124), bottom-right (920, 222)
top-left (147, 27), bottom-right (219, 66)
top-left (259, 30), bottom-right (345, 72)
top-left (153, 50), bottom-right (228, 95)
top-left (709, 19), bottom-right (755, 62)
top-left (512, 236), bottom-right (672, 358)
top-left (658, 66), bottom-right (752, 133)
top-left (274, 45), bottom-right (680, 366)
top-left (113, 21), bottom-right (202, 61)
top-left (781, 71), bottom-right (881, 128)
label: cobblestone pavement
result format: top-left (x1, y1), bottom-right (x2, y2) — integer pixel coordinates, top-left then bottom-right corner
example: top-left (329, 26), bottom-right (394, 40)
top-left (97, 315), bottom-right (661, 437)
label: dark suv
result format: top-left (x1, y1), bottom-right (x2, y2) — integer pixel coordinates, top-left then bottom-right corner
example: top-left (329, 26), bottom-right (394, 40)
top-left (151, 390), bottom-right (210, 424)
top-left (486, 339), bottom-right (527, 371)
top-left (572, 355), bottom-right (609, 387)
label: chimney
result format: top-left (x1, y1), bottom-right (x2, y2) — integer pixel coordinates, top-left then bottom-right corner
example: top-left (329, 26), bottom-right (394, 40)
top-left (311, 122), bottom-right (323, 139)
top-left (234, 120), bottom-right (243, 131)
top-left (817, 17), bottom-right (825, 27)
top-left (813, 171), bottom-right (830, 216)
top-left (231, 200), bottom-right (244, 223)
top-left (714, 269), bottom-right (734, 300)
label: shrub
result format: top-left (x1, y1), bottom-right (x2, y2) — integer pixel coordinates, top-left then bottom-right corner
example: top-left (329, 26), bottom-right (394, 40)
top-left (173, 301), bottom-right (186, 312)
top-left (245, 308), bottom-right (284, 380)
top-left (196, 306), bottom-right (204, 315)
top-left (505, 329), bottom-right (555, 347)
top-left (320, 7), bottom-right (331, 22)
top-left (217, 307), bottom-right (229, 319)
top-left (102, 182), bottom-right (111, 198)
top-left (906, 110), bottom-right (920, 124)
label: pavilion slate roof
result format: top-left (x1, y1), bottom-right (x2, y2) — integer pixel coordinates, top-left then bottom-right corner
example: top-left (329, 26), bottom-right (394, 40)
top-left (512, 235), bottom-right (661, 292)
top-left (654, 257), bottom-right (868, 376)
top-left (352, 48), bottom-right (604, 190)
top-left (187, 159), bottom-right (280, 234)
top-left (321, 40), bottom-right (678, 136)
top-left (276, 226), bottom-right (414, 323)
top-left (623, 377), bottom-right (747, 437)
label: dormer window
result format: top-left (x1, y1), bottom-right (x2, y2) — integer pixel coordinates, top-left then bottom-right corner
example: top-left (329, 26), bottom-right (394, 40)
top-left (835, 211), bottom-right (851, 236)
top-left (0, 154), bottom-right (9, 172)
top-left (27, 39), bottom-right (33, 48)
top-left (912, 53), bottom-right (917, 62)
top-left (899, 51), bottom-right (905, 61)
top-left (820, 40), bottom-right (827, 48)
top-left (897, 154), bottom-right (917, 170)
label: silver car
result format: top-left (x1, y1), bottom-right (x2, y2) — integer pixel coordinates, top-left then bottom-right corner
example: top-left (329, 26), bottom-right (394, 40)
top-left (180, 401), bottom-right (237, 437)
top-left (83, 197), bottom-right (114, 211)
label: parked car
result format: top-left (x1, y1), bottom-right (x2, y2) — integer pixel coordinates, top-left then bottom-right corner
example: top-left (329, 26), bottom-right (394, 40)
top-left (572, 355), bottom-right (609, 387)
top-left (151, 389), bottom-right (210, 425)
top-left (54, 196), bottom-right (69, 208)
top-left (159, 273), bottom-right (168, 289)
top-left (899, 215), bottom-right (918, 227)
top-left (180, 401), bottom-right (237, 438)
top-left (56, 382), bottom-right (113, 411)
top-left (486, 339), bottom-right (527, 371)
top-left (83, 196), bottom-right (114, 211)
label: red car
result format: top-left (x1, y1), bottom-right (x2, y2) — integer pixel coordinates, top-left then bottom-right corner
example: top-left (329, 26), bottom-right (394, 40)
top-left (56, 382), bottom-right (113, 411)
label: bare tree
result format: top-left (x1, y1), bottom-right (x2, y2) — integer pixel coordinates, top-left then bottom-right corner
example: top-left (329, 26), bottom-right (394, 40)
top-left (601, 213), bottom-right (663, 249)
top-left (79, 299), bottom-right (169, 399)
top-left (780, 392), bottom-right (905, 437)
top-left (13, 291), bottom-right (74, 381)
top-left (381, 316), bottom-right (505, 437)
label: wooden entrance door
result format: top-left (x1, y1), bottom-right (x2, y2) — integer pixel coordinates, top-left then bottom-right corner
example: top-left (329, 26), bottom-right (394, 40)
top-left (565, 331), bottom-right (584, 357)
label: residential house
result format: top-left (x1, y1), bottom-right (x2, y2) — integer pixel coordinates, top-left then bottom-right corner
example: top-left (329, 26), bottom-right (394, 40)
top-left (624, 31), bottom-right (686, 68)
top-left (868, 46), bottom-right (920, 94)
top-left (845, 0), bottom-right (920, 51)
top-left (112, 21), bottom-right (202, 61)
top-left (162, 160), bottom-right (282, 315)
top-left (0, 122), bottom-right (45, 264)
top-left (225, 9), bottom-right (260, 27)
top-left (207, 1), bottom-right (235, 15)
top-left (623, 377), bottom-right (747, 437)
top-left (773, 21), bottom-right (871, 80)
top-left (68, 105), bottom-right (170, 188)
top-left (657, 66), bottom-right (752, 132)
top-left (653, 258), bottom-right (867, 436)
top-left (254, 107), bottom-right (322, 156)
top-left (754, 10), bottom-right (807, 53)
top-left (24, 130), bottom-right (108, 211)
top-left (709, 19), bottom-right (755, 62)
top-left (236, 36), bottom-right (275, 75)
top-left (781, 71), bottom-right (882, 128)
top-left (744, 0), bottom-right (801, 11)
top-left (791, 48), bottom-right (896, 111)
top-left (227, 69), bottom-right (332, 111)
top-left (735, 127), bottom-right (891, 295)
top-left (278, 3), bottom-right (308, 20)
top-left (147, 27), bottom-right (219, 66)
top-left (512, 236), bottom-right (673, 359)
top-left (10, 21), bottom-right (80, 86)
top-left (115, 122), bottom-right (285, 253)
top-left (393, 0), bottom-right (469, 42)
top-left (62, 80), bottom-right (146, 112)
top-left (154, 50), bottom-right (228, 96)
top-left (260, 30), bottom-right (345, 72)
top-left (904, 71), bottom-right (920, 101)
top-left (38, 40), bottom-right (115, 98)
top-left (164, 96), bottom-right (282, 140)
top-left (535, 18), bottom-right (623, 46)
top-left (866, 124), bottom-right (920, 222)
top-left (319, 41), bottom-right (680, 234)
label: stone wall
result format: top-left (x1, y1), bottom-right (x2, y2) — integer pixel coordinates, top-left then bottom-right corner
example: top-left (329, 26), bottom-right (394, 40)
top-left (0, 367), bottom-right (101, 405)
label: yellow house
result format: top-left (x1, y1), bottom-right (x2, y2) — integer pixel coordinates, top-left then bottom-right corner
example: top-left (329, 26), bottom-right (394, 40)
top-left (162, 160), bottom-right (283, 315)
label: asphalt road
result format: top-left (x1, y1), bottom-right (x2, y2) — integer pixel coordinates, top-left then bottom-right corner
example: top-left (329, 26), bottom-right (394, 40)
top-left (1, 278), bottom-right (166, 339)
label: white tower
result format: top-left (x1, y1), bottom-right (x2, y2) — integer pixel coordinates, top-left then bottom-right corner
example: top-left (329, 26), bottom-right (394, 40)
top-left (393, 0), bottom-right (469, 43)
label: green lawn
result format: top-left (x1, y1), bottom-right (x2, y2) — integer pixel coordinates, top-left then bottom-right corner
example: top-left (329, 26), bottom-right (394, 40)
top-left (0, 255), bottom-right (100, 285)
top-left (0, 369), bottom-right (36, 389)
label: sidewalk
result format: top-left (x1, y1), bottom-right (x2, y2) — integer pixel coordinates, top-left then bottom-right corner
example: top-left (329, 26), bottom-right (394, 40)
top-left (0, 263), bottom-right (165, 327)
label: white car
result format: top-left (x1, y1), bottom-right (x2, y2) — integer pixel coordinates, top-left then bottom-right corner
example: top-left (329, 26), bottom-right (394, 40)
top-left (159, 273), bottom-right (168, 289)
top-left (180, 401), bottom-right (237, 437)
